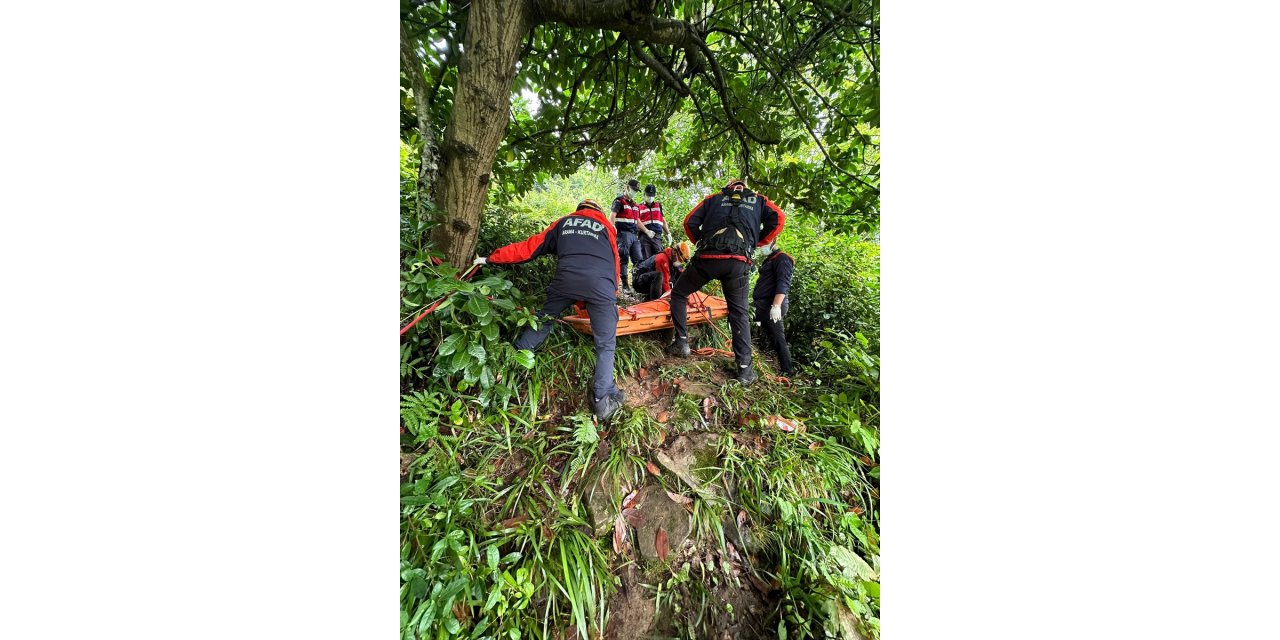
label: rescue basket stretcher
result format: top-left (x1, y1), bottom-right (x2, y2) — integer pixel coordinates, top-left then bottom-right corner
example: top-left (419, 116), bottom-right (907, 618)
top-left (560, 291), bottom-right (728, 336)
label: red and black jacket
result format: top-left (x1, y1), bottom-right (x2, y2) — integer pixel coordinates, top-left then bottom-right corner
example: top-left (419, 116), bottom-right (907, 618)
top-left (611, 195), bottom-right (641, 234)
top-left (633, 247), bottom-right (682, 294)
top-left (683, 187), bottom-right (786, 264)
top-left (489, 207), bottom-right (621, 301)
top-left (638, 201), bottom-right (665, 233)
top-left (752, 251), bottom-right (795, 302)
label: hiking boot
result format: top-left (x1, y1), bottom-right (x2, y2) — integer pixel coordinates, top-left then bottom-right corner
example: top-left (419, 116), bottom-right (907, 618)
top-left (665, 337), bottom-right (690, 357)
top-left (593, 391), bottom-right (624, 421)
top-left (734, 366), bottom-right (758, 386)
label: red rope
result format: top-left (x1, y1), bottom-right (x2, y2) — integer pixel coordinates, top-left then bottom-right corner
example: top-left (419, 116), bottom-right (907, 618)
top-left (399, 264), bottom-right (482, 336)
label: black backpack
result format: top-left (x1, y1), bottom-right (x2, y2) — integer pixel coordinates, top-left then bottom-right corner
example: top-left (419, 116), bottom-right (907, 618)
top-left (697, 191), bottom-right (757, 258)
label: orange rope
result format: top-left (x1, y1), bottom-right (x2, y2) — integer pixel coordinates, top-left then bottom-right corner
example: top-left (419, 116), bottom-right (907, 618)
top-left (690, 299), bottom-right (791, 385)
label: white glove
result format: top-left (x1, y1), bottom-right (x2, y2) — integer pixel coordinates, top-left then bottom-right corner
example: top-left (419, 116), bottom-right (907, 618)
top-left (473, 256), bottom-right (488, 266)
top-left (769, 304), bottom-right (782, 323)
top-left (643, 227), bottom-right (655, 238)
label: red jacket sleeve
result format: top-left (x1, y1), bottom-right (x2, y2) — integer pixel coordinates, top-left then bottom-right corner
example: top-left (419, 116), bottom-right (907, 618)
top-left (684, 194), bottom-right (714, 243)
top-left (489, 218), bottom-right (560, 264)
top-left (656, 252), bottom-right (671, 292)
top-left (758, 197), bottom-right (786, 246)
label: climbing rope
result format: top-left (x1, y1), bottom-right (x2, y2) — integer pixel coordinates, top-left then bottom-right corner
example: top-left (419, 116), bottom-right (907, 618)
top-left (399, 264), bottom-right (482, 336)
top-left (690, 298), bottom-right (791, 386)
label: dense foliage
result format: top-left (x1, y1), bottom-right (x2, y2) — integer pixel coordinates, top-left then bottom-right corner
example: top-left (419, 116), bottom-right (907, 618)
top-left (401, 0), bottom-right (879, 635)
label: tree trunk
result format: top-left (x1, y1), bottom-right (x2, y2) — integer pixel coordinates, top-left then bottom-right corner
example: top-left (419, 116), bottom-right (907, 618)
top-left (432, 0), bottom-right (532, 267)
top-left (400, 24), bottom-right (441, 219)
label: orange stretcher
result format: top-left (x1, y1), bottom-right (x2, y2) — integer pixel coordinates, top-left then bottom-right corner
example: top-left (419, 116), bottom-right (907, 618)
top-left (561, 292), bottom-right (729, 336)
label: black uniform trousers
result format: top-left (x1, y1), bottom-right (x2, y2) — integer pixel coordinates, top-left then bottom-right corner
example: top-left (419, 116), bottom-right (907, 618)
top-left (753, 299), bottom-right (792, 373)
top-left (514, 293), bottom-right (619, 401)
top-left (669, 258), bottom-right (753, 369)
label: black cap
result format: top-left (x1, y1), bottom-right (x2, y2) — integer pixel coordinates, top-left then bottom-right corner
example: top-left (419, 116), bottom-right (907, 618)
top-left (626, 179), bottom-right (640, 190)
top-left (644, 184), bottom-right (656, 197)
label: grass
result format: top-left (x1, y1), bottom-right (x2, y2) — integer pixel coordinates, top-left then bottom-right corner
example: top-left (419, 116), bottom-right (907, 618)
top-left (402, 282), bottom-right (880, 640)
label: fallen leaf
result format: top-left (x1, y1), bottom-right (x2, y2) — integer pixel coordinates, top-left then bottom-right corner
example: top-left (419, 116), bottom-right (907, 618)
top-left (726, 541), bottom-right (742, 563)
top-left (638, 367), bottom-right (649, 380)
top-left (850, 506), bottom-right (864, 516)
top-left (808, 441), bottom-right (823, 451)
top-left (753, 435), bottom-right (764, 451)
top-left (656, 527), bottom-right (670, 562)
top-left (622, 507), bottom-right (645, 527)
top-left (736, 413), bottom-right (760, 427)
top-left (665, 490), bottom-right (693, 506)
top-left (500, 515), bottom-right (530, 529)
top-left (656, 429), bottom-right (667, 445)
top-left (612, 513), bottom-right (627, 554)
top-left (768, 416), bottom-right (798, 433)
top-left (657, 411), bottom-right (670, 424)
top-left (737, 510), bottom-right (748, 528)
top-left (702, 396), bottom-right (718, 419)
top-left (645, 461), bottom-right (662, 476)
top-left (621, 490), bottom-right (640, 510)
top-left (542, 524), bottom-right (554, 541)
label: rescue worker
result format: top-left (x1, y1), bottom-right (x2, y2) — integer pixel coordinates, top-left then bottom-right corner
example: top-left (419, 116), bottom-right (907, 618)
top-left (611, 179), bottom-right (644, 291)
top-left (751, 241), bottom-right (794, 375)
top-left (637, 184), bottom-right (666, 260)
top-left (665, 179), bottom-right (786, 385)
top-left (473, 199), bottom-right (626, 420)
top-left (632, 241), bottom-right (693, 302)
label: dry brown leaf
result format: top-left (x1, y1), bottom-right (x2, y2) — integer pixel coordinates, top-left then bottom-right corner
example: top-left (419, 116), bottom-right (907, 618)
top-left (726, 541), bottom-right (742, 563)
top-left (612, 513), bottom-right (627, 554)
top-left (542, 524), bottom-right (554, 541)
top-left (621, 490), bottom-right (640, 510)
top-left (850, 506), bottom-right (864, 516)
top-left (808, 441), bottom-right (823, 451)
top-left (753, 435), bottom-right (764, 452)
top-left (656, 527), bottom-right (670, 562)
top-left (500, 514), bottom-right (529, 529)
top-left (622, 507), bottom-right (645, 527)
top-left (656, 429), bottom-right (667, 445)
top-left (665, 490), bottom-right (693, 506)
top-left (737, 509), bottom-right (748, 528)
top-left (702, 396), bottom-right (718, 419)
top-left (645, 461), bottom-right (662, 476)
top-left (657, 411), bottom-right (670, 424)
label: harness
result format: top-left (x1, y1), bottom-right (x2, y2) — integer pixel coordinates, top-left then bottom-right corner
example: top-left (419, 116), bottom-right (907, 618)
top-left (697, 191), bottom-right (757, 258)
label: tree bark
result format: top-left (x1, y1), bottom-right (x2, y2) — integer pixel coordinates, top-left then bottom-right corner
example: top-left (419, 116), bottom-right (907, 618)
top-left (400, 23), bottom-right (441, 221)
top-left (432, 0), bottom-right (533, 267)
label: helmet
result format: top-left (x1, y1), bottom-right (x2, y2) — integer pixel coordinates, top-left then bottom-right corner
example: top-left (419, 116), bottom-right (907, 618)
top-left (644, 184), bottom-right (657, 197)
top-left (578, 199), bottom-right (603, 213)
top-left (675, 241), bottom-right (694, 262)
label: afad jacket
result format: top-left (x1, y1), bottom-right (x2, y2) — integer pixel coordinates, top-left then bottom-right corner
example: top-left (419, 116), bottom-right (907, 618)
top-left (683, 187), bottom-right (786, 264)
top-left (488, 207), bottom-right (621, 302)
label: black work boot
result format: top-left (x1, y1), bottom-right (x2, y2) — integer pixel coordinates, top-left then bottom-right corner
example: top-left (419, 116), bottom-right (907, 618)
top-left (593, 391), bottom-right (624, 421)
top-left (665, 336), bottom-right (690, 357)
top-left (734, 366), bottom-right (758, 386)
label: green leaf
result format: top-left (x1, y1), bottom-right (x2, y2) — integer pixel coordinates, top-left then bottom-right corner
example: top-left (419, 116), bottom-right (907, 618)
top-left (481, 323), bottom-right (499, 342)
top-left (438, 333), bottom-right (464, 357)
top-left (468, 343), bottom-right (486, 363)
top-left (487, 546), bottom-right (499, 571)
top-left (514, 349), bottom-right (535, 369)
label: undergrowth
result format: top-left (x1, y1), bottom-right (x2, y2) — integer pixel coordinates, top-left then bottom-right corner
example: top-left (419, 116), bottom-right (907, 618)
top-left (401, 238), bottom-right (880, 640)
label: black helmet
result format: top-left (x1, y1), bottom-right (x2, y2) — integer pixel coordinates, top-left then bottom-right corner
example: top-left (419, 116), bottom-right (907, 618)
top-left (644, 184), bottom-right (656, 197)
top-left (626, 178), bottom-right (640, 191)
